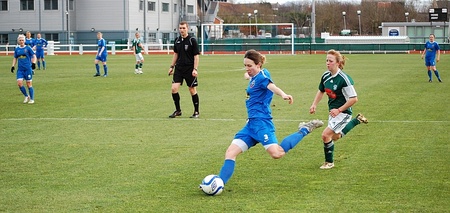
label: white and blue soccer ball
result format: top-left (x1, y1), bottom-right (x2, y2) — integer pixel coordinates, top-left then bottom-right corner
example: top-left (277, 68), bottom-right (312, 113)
top-left (199, 174), bottom-right (224, 196)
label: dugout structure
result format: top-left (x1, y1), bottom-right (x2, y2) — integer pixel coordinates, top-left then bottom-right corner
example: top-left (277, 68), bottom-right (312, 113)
top-left (200, 23), bottom-right (295, 55)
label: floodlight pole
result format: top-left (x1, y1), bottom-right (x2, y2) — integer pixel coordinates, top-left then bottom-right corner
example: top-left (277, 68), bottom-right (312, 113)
top-left (357, 10), bottom-right (362, 35)
top-left (342, 11), bottom-right (347, 30)
top-left (248, 13), bottom-right (252, 36)
top-left (311, 0), bottom-right (316, 44)
top-left (254, 10), bottom-right (258, 36)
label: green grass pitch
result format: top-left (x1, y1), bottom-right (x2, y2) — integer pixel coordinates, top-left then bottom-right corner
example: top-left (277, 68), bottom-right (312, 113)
top-left (0, 53), bottom-right (449, 212)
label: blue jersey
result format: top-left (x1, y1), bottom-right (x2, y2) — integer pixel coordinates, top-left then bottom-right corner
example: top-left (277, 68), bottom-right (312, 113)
top-left (25, 38), bottom-right (35, 48)
top-left (34, 38), bottom-right (48, 51)
top-left (424, 41), bottom-right (440, 60)
top-left (14, 45), bottom-right (35, 71)
top-left (97, 38), bottom-right (107, 56)
top-left (246, 68), bottom-right (273, 119)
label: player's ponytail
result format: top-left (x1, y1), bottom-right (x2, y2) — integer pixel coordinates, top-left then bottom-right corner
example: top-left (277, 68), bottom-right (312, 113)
top-left (340, 55), bottom-right (347, 70)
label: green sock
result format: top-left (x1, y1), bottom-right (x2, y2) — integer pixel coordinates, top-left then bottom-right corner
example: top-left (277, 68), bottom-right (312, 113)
top-left (324, 141), bottom-right (334, 163)
top-left (342, 117), bottom-right (360, 135)
top-left (139, 63), bottom-right (143, 68)
top-left (135, 64), bottom-right (139, 69)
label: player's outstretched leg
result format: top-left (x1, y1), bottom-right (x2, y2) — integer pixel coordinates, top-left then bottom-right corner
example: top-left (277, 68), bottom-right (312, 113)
top-left (280, 119), bottom-right (324, 153)
top-left (341, 113), bottom-right (368, 137)
top-left (219, 159), bottom-right (235, 185)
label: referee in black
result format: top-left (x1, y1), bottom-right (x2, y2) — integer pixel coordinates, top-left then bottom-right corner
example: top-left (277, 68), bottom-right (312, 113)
top-left (168, 21), bottom-right (200, 118)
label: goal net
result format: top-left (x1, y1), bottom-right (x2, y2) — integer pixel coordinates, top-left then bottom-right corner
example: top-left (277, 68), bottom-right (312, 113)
top-left (200, 23), bottom-right (295, 55)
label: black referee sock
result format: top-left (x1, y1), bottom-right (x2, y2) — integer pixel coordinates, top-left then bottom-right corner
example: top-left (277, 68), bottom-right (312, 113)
top-left (172, 93), bottom-right (181, 111)
top-left (192, 93), bottom-right (199, 113)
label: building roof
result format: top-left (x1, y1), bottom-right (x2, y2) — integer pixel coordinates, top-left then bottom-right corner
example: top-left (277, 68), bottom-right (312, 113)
top-left (382, 21), bottom-right (449, 27)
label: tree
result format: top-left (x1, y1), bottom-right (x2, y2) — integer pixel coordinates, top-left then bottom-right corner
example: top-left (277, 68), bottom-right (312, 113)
top-left (217, 0), bottom-right (436, 36)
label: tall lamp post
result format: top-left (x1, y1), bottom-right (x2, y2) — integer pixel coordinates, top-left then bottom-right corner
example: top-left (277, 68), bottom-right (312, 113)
top-left (248, 13), bottom-right (252, 37)
top-left (357, 10), bottom-right (362, 35)
top-left (254, 9), bottom-right (258, 36)
top-left (405, 12), bottom-right (409, 22)
top-left (66, 10), bottom-right (70, 45)
top-left (311, 0), bottom-right (316, 43)
top-left (342, 11), bottom-right (347, 30)
top-left (66, 0), bottom-right (70, 46)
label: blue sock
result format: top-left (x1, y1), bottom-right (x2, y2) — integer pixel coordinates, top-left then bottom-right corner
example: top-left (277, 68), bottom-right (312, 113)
top-left (37, 61), bottom-right (41, 69)
top-left (219, 159), bottom-right (235, 184)
top-left (103, 65), bottom-right (108, 75)
top-left (43, 61), bottom-right (46, 69)
top-left (280, 130), bottom-right (307, 153)
top-left (29, 87), bottom-right (34, 100)
top-left (434, 70), bottom-right (441, 80)
top-left (428, 70), bottom-right (432, 80)
top-left (95, 64), bottom-right (100, 74)
top-left (19, 86), bottom-right (28, 96)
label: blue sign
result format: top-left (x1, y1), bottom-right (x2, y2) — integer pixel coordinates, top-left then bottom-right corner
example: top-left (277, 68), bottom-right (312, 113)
top-left (389, 29), bottom-right (399, 36)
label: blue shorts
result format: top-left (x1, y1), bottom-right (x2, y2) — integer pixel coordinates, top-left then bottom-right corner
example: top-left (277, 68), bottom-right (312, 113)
top-left (425, 58), bottom-right (436, 67)
top-left (96, 54), bottom-right (107, 62)
top-left (234, 118), bottom-right (278, 150)
top-left (17, 69), bottom-right (33, 81)
top-left (36, 50), bottom-right (45, 59)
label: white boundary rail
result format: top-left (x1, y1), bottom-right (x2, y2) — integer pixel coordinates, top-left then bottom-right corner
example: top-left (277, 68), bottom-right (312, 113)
top-left (0, 43), bottom-right (174, 55)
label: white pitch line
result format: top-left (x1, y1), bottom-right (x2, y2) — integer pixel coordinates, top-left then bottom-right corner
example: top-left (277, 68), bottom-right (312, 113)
top-left (1, 117), bottom-right (449, 123)
top-left (372, 120), bottom-right (449, 123)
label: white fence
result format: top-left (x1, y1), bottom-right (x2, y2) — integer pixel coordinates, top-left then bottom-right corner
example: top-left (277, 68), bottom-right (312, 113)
top-left (0, 42), bottom-right (174, 55)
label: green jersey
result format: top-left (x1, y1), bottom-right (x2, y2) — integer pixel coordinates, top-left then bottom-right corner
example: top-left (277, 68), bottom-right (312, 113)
top-left (318, 69), bottom-right (357, 115)
top-left (132, 38), bottom-right (142, 54)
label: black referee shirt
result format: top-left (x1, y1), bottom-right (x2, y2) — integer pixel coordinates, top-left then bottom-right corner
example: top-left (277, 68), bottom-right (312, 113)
top-left (173, 35), bottom-right (200, 66)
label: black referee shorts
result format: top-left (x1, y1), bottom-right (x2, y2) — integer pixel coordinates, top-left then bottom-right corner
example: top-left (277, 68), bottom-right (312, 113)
top-left (173, 65), bottom-right (198, 87)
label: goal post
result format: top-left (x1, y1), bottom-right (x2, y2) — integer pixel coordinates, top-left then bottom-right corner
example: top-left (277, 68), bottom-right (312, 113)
top-left (200, 23), bottom-right (295, 55)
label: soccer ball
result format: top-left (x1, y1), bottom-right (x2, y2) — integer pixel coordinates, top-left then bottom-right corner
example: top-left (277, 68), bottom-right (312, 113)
top-left (199, 174), bottom-right (224, 196)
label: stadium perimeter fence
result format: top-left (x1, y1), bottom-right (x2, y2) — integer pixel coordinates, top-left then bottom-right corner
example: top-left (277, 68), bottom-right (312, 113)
top-left (0, 40), bottom-right (449, 55)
